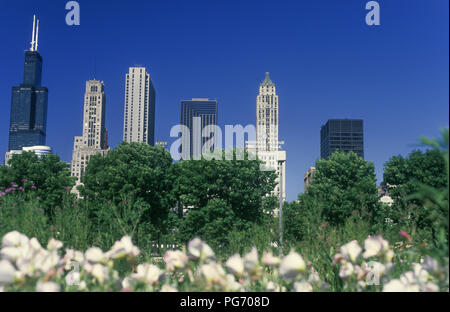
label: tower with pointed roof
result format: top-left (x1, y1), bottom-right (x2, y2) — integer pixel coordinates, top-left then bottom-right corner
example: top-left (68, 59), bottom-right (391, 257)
top-left (257, 72), bottom-right (279, 152)
top-left (253, 72), bottom-right (286, 202)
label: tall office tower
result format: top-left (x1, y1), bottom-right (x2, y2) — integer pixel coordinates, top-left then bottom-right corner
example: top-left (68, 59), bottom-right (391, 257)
top-left (180, 98), bottom-right (218, 159)
top-left (320, 119), bottom-right (364, 159)
top-left (249, 73), bottom-right (286, 202)
top-left (71, 80), bottom-right (109, 183)
top-left (123, 67), bottom-right (156, 145)
top-left (8, 15), bottom-right (48, 152)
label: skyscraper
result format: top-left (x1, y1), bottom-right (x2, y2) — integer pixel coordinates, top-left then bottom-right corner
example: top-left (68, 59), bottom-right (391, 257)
top-left (123, 67), bottom-right (156, 145)
top-left (248, 73), bottom-right (286, 202)
top-left (320, 119), bottom-right (364, 159)
top-left (180, 98), bottom-right (218, 159)
top-left (71, 80), bottom-right (109, 182)
top-left (8, 15), bottom-right (48, 152)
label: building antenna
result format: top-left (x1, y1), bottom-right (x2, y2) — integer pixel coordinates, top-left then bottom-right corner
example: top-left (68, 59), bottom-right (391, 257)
top-left (30, 15), bottom-right (36, 51)
top-left (35, 19), bottom-right (39, 51)
top-left (29, 15), bottom-right (40, 51)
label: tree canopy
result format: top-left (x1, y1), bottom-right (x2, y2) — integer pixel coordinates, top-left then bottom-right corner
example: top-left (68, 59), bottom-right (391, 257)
top-left (306, 151), bottom-right (379, 225)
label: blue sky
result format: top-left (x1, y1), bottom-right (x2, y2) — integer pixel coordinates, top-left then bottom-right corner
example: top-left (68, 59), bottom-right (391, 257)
top-left (0, 0), bottom-right (448, 201)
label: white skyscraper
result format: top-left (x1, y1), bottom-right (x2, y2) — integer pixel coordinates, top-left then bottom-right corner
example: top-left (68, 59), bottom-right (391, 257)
top-left (248, 72), bottom-right (286, 201)
top-left (71, 80), bottom-right (109, 184)
top-left (123, 67), bottom-right (155, 145)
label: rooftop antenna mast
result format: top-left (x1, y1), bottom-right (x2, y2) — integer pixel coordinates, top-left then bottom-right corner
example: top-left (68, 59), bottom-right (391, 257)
top-left (35, 19), bottom-right (39, 51)
top-left (30, 15), bottom-right (39, 51)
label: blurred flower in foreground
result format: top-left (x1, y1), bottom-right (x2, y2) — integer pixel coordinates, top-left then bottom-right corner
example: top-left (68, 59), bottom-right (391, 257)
top-left (279, 251), bottom-right (306, 281)
top-left (187, 238), bottom-right (215, 262)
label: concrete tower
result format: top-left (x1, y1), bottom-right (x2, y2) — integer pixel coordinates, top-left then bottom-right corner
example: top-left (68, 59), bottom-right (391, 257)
top-left (70, 80), bottom-right (109, 183)
top-left (123, 67), bottom-right (155, 145)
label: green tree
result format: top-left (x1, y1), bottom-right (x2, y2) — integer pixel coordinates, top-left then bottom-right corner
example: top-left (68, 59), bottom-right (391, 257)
top-left (172, 149), bottom-right (277, 223)
top-left (172, 149), bottom-right (277, 245)
top-left (283, 193), bottom-right (323, 243)
top-left (307, 151), bottom-right (379, 225)
top-left (79, 142), bottom-right (175, 241)
top-left (384, 148), bottom-right (447, 200)
top-left (0, 152), bottom-right (75, 214)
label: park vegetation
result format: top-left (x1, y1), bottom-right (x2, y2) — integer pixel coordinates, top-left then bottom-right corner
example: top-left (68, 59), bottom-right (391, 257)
top-left (0, 129), bottom-right (448, 292)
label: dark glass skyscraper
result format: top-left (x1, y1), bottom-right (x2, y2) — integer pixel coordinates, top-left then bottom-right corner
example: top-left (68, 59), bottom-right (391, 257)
top-left (180, 98), bottom-right (218, 158)
top-left (320, 119), bottom-right (364, 159)
top-left (8, 49), bottom-right (48, 152)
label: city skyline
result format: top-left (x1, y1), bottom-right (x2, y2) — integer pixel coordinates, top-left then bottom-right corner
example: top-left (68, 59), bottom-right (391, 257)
top-left (0, 1), bottom-right (448, 202)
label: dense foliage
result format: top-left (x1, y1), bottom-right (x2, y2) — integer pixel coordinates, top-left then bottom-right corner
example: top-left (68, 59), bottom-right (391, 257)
top-left (306, 151), bottom-right (379, 225)
top-left (0, 152), bottom-right (75, 215)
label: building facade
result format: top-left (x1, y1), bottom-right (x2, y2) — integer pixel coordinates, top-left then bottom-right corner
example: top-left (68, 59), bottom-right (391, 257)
top-left (303, 166), bottom-right (316, 193)
top-left (70, 80), bottom-right (109, 183)
top-left (248, 73), bottom-right (286, 202)
top-left (123, 67), bottom-right (156, 145)
top-left (180, 98), bottom-right (218, 159)
top-left (320, 119), bottom-right (364, 159)
top-left (8, 16), bottom-right (48, 153)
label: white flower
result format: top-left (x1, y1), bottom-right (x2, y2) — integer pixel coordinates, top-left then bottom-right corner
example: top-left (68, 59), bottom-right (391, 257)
top-left (187, 238), bottom-right (215, 262)
top-left (90, 263), bottom-right (110, 284)
top-left (164, 250), bottom-right (188, 271)
top-left (225, 274), bottom-right (242, 291)
top-left (332, 253), bottom-right (344, 265)
top-left (34, 250), bottom-right (60, 273)
top-left (266, 281), bottom-right (280, 292)
top-left (0, 260), bottom-right (17, 286)
top-left (29, 238), bottom-right (43, 252)
top-left (199, 262), bottom-right (226, 285)
top-left (244, 247), bottom-right (259, 272)
top-left (363, 235), bottom-right (389, 258)
top-left (293, 281), bottom-right (313, 292)
top-left (2, 231), bottom-right (29, 248)
top-left (383, 279), bottom-right (408, 292)
top-left (339, 262), bottom-right (354, 279)
top-left (383, 271), bottom-right (423, 292)
top-left (422, 256), bottom-right (442, 274)
top-left (340, 240), bottom-right (362, 263)
top-left (423, 282), bottom-right (439, 292)
top-left (160, 284), bottom-right (178, 292)
top-left (106, 236), bottom-right (140, 260)
top-left (383, 275), bottom-right (420, 292)
top-left (85, 247), bottom-right (107, 264)
top-left (131, 263), bottom-right (165, 286)
top-left (226, 254), bottom-right (244, 277)
top-left (121, 277), bottom-right (132, 289)
top-left (385, 249), bottom-right (395, 262)
top-left (61, 249), bottom-right (84, 270)
top-left (78, 280), bottom-right (87, 291)
top-left (36, 281), bottom-right (60, 292)
top-left (400, 271), bottom-right (417, 286)
top-left (47, 238), bottom-right (63, 251)
top-left (262, 251), bottom-right (280, 266)
top-left (65, 271), bottom-right (80, 286)
top-left (0, 247), bottom-right (22, 262)
top-left (412, 263), bottom-right (429, 284)
top-left (308, 270), bottom-right (322, 284)
top-left (366, 261), bottom-right (386, 277)
top-left (279, 251), bottom-right (306, 281)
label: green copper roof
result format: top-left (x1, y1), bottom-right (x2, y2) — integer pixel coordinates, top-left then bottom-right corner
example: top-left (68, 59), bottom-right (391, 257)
top-left (260, 72), bottom-right (275, 86)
